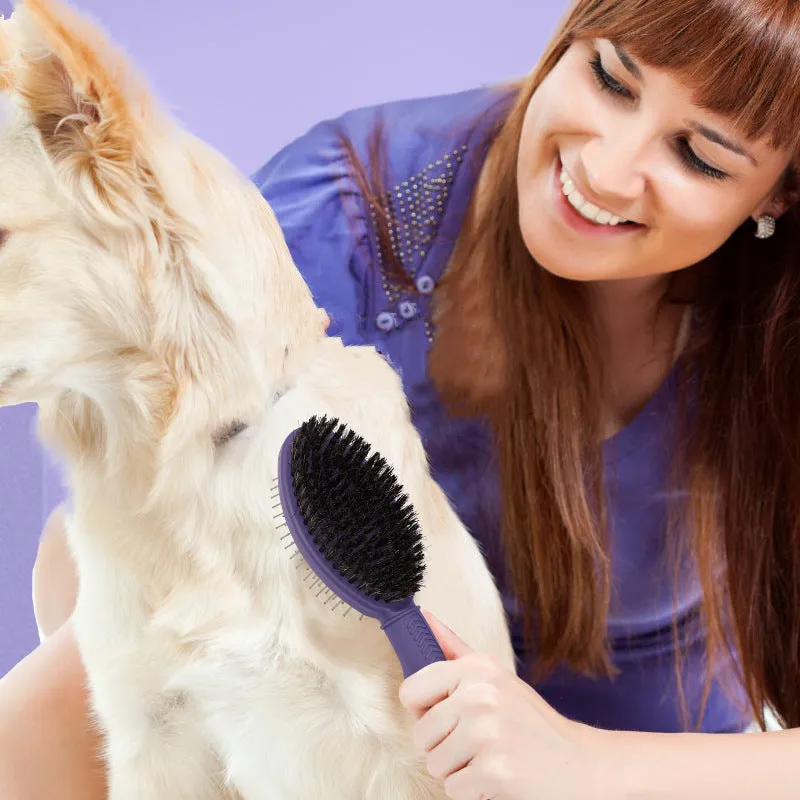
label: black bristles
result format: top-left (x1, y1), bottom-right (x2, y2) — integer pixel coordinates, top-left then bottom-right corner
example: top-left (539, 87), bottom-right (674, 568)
top-left (289, 415), bottom-right (425, 603)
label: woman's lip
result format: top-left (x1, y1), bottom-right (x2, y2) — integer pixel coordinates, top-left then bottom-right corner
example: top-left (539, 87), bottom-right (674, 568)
top-left (554, 156), bottom-right (645, 235)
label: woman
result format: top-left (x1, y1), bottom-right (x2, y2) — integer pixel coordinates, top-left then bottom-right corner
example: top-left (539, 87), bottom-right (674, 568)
top-left (4, 0), bottom-right (800, 796)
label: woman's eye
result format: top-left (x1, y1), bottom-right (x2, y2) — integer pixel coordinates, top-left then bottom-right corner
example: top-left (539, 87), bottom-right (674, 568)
top-left (589, 53), bottom-right (632, 100)
top-left (588, 53), bottom-right (729, 181)
top-left (675, 137), bottom-right (728, 181)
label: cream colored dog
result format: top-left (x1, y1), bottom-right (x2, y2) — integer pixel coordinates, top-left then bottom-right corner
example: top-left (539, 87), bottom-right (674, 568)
top-left (0, 1), bottom-right (515, 797)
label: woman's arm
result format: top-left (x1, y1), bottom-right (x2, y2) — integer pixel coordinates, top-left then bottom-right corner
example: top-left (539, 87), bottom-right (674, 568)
top-left (32, 503), bottom-right (78, 639)
top-left (0, 504), bottom-right (103, 799)
top-left (400, 611), bottom-right (796, 799)
top-left (597, 725), bottom-right (800, 799)
top-left (0, 622), bottom-right (107, 800)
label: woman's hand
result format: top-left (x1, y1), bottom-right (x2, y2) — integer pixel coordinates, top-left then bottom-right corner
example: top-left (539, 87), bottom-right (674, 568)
top-left (398, 610), bottom-right (612, 800)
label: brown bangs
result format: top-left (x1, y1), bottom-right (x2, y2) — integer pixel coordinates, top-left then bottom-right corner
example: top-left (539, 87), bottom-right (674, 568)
top-left (570, 0), bottom-right (800, 152)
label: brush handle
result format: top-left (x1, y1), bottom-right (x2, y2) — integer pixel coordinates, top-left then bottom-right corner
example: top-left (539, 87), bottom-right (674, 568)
top-left (380, 604), bottom-right (446, 677)
top-left (383, 609), bottom-right (495, 799)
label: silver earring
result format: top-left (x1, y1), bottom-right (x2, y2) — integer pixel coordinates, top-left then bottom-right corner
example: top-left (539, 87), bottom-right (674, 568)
top-left (755, 214), bottom-right (776, 239)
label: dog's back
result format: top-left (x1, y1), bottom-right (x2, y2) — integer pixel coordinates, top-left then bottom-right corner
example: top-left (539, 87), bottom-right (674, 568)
top-left (130, 336), bottom-right (515, 799)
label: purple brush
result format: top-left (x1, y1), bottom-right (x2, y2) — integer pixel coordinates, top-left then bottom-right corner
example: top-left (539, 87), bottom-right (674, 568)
top-left (271, 414), bottom-right (446, 677)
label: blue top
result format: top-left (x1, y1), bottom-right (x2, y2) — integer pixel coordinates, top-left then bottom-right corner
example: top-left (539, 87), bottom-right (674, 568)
top-left (252, 86), bottom-right (751, 733)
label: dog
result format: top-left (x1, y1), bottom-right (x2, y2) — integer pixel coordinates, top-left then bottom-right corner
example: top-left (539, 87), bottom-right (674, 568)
top-left (0, 1), bottom-right (515, 797)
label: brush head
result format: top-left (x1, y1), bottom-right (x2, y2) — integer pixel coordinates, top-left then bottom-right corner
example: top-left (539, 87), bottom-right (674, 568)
top-left (287, 415), bottom-right (425, 605)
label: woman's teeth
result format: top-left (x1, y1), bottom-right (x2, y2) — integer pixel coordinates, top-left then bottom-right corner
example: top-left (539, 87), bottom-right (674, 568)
top-left (560, 166), bottom-right (629, 226)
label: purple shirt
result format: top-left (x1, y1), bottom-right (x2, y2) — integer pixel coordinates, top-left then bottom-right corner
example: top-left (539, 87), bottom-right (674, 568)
top-left (252, 86), bottom-right (751, 733)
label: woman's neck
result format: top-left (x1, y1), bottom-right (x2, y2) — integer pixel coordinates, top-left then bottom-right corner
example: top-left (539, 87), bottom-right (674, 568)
top-left (587, 276), bottom-right (688, 439)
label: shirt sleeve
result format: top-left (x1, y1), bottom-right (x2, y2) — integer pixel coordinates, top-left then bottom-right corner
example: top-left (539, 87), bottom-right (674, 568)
top-left (250, 119), bottom-right (370, 346)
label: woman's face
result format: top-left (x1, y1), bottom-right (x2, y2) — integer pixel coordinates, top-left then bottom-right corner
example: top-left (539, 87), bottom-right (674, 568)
top-left (516, 37), bottom-right (795, 282)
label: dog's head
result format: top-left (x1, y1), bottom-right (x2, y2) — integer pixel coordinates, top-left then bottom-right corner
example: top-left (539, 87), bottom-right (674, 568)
top-left (0, 0), bottom-right (324, 471)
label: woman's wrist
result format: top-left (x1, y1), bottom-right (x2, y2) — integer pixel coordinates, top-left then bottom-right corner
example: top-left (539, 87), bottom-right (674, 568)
top-left (573, 722), bottom-right (639, 800)
top-left (585, 724), bottom-right (655, 800)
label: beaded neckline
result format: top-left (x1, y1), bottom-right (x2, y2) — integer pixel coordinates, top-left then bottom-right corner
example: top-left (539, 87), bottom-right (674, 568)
top-left (368, 145), bottom-right (468, 343)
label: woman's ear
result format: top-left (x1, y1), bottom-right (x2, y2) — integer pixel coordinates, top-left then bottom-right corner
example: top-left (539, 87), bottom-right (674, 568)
top-left (754, 163), bottom-right (800, 223)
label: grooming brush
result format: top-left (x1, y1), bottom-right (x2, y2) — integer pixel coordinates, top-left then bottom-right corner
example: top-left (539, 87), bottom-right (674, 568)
top-left (270, 414), bottom-right (446, 677)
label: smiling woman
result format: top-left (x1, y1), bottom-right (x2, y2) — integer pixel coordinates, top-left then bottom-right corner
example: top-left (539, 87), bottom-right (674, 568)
top-left (515, 36), bottom-right (794, 283)
top-left (423, 0), bottom-right (800, 739)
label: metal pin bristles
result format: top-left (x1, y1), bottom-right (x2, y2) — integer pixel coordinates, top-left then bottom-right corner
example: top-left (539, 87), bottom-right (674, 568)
top-left (269, 476), bottom-right (362, 621)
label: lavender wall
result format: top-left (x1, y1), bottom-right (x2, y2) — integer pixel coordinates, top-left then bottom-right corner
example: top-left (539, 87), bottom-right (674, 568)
top-left (0, 0), bottom-right (569, 676)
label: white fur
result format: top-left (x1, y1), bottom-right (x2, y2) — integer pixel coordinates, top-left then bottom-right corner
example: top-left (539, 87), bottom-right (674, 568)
top-left (0, 2), bottom-right (515, 798)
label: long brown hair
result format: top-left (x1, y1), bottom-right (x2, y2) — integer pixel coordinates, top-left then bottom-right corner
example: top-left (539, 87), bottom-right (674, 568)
top-left (346, 0), bottom-right (800, 731)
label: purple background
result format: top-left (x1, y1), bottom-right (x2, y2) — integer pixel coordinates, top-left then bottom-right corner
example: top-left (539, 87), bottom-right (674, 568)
top-left (0, 0), bottom-right (568, 676)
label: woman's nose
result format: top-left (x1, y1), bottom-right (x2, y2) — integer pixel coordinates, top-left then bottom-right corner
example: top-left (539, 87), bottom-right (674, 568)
top-left (579, 135), bottom-right (647, 206)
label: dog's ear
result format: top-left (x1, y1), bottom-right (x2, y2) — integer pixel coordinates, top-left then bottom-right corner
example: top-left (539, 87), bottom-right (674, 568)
top-left (9, 0), bottom-right (156, 220)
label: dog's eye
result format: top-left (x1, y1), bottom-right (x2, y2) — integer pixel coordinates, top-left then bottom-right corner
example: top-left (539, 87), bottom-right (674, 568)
top-left (0, 228), bottom-right (8, 248)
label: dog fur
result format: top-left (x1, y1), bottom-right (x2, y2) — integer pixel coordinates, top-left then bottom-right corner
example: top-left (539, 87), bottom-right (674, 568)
top-left (0, 1), bottom-right (515, 797)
